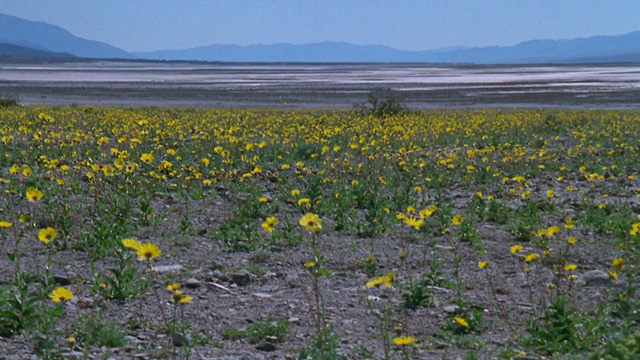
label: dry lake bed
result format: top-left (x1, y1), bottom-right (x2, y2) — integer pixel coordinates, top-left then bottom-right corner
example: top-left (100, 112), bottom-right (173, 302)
top-left (1, 61), bottom-right (640, 109)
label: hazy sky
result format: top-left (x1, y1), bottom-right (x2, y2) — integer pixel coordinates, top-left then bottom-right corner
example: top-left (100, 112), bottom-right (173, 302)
top-left (1, 1), bottom-right (639, 52)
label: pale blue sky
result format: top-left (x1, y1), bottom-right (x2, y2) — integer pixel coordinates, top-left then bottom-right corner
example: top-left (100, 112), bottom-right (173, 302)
top-left (1, 0), bottom-right (639, 52)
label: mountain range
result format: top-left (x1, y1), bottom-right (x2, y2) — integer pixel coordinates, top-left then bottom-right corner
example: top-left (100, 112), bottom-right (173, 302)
top-left (1, 12), bottom-right (639, 64)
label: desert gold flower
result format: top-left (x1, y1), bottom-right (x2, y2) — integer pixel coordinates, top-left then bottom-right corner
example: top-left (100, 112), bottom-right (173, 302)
top-left (365, 272), bottom-right (395, 288)
top-left (403, 216), bottom-right (424, 230)
top-left (140, 153), bottom-right (154, 163)
top-left (38, 227), bottom-right (58, 244)
top-left (392, 336), bottom-right (415, 346)
top-left (524, 253), bottom-right (539, 263)
top-left (297, 198), bottom-right (311, 207)
top-left (478, 261), bottom-right (489, 269)
top-left (167, 283), bottom-right (181, 291)
top-left (0, 221), bottom-right (12, 228)
top-left (179, 296), bottom-right (193, 304)
top-left (609, 271), bottom-right (618, 279)
top-left (454, 316), bottom-right (468, 327)
top-left (567, 236), bottom-right (577, 245)
top-left (136, 243), bottom-right (161, 261)
top-left (303, 260), bottom-right (317, 269)
top-left (612, 258), bottom-right (624, 270)
top-left (299, 213), bottom-right (322, 234)
top-left (50, 287), bottom-right (73, 303)
top-left (564, 219), bottom-right (575, 230)
top-left (564, 264), bottom-right (577, 271)
top-left (452, 214), bottom-right (464, 226)
top-left (291, 189), bottom-right (300, 196)
top-left (510, 244), bottom-right (523, 254)
top-left (26, 188), bottom-right (44, 202)
top-left (420, 204), bottom-right (438, 218)
top-left (258, 196), bottom-right (269, 203)
top-left (261, 216), bottom-right (279, 233)
top-left (121, 238), bottom-right (142, 250)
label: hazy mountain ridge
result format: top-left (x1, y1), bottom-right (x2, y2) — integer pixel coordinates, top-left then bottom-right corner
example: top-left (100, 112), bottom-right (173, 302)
top-left (0, 13), bottom-right (134, 59)
top-left (0, 43), bottom-right (77, 59)
top-left (1, 12), bottom-right (639, 63)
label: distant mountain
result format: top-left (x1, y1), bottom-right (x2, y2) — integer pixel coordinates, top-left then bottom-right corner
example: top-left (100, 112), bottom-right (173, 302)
top-left (0, 43), bottom-right (77, 59)
top-left (135, 42), bottom-right (421, 62)
top-left (1, 12), bottom-right (639, 63)
top-left (136, 32), bottom-right (640, 64)
top-left (0, 13), bottom-right (133, 59)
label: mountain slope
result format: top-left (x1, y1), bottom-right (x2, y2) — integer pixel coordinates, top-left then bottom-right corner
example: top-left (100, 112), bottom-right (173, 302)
top-left (0, 43), bottom-right (77, 59)
top-left (0, 13), bottom-right (133, 59)
top-left (137, 32), bottom-right (640, 63)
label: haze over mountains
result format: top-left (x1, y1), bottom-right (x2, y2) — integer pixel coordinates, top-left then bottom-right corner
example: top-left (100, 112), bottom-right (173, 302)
top-left (1, 12), bottom-right (639, 63)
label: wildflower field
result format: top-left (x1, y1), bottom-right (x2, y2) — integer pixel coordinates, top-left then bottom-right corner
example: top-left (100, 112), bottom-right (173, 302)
top-left (1, 106), bottom-right (639, 359)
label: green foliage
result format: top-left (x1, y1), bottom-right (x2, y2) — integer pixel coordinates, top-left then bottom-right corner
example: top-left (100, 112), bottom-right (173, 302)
top-left (592, 332), bottom-right (640, 360)
top-left (0, 96), bottom-right (19, 108)
top-left (355, 88), bottom-right (405, 118)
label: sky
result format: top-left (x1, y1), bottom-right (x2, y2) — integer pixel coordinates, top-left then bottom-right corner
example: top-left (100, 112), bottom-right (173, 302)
top-left (1, 0), bottom-right (639, 53)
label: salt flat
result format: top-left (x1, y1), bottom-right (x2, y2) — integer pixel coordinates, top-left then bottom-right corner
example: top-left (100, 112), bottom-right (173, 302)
top-left (1, 61), bottom-right (639, 108)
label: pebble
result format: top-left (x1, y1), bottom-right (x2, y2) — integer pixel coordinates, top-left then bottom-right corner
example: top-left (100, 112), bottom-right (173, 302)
top-left (230, 270), bottom-right (253, 286)
top-left (582, 270), bottom-right (611, 287)
top-left (255, 342), bottom-right (277, 351)
top-left (185, 278), bottom-right (201, 288)
top-left (443, 305), bottom-right (459, 314)
top-left (152, 264), bottom-right (183, 273)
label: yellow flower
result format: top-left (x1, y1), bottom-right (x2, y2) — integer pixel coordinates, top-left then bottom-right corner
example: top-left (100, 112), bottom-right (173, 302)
top-left (261, 216), bottom-right (279, 233)
top-left (454, 316), bottom-right (468, 327)
top-left (140, 153), bottom-right (154, 164)
top-left (510, 244), bottom-right (523, 254)
top-left (167, 283), bottom-right (181, 291)
top-left (564, 219), bottom-right (575, 230)
top-left (547, 226), bottom-right (561, 236)
top-left (524, 253), bottom-right (539, 263)
top-left (0, 221), bottom-right (12, 228)
top-left (297, 198), bottom-right (311, 207)
top-left (419, 205), bottom-right (437, 218)
top-left (50, 287), bottom-right (73, 303)
top-left (38, 227), bottom-right (58, 244)
top-left (564, 264), bottom-right (577, 271)
top-left (303, 261), bottom-right (317, 269)
top-left (392, 336), bottom-right (415, 346)
top-left (365, 272), bottom-right (395, 288)
top-left (179, 296), bottom-right (193, 304)
top-left (567, 237), bottom-right (577, 245)
top-left (121, 238), bottom-right (142, 250)
top-left (452, 214), bottom-right (464, 226)
top-left (612, 258), bottom-right (624, 270)
top-left (258, 196), bottom-right (269, 203)
top-left (609, 271), bottom-right (618, 279)
top-left (26, 188), bottom-right (44, 202)
top-left (403, 216), bottom-right (424, 230)
top-left (546, 189), bottom-right (554, 198)
top-left (299, 213), bottom-right (322, 234)
top-left (291, 189), bottom-right (301, 196)
top-left (136, 243), bottom-right (161, 261)
top-left (478, 261), bottom-right (489, 269)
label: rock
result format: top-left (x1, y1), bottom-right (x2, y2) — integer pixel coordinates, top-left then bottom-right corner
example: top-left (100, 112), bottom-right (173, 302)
top-left (54, 273), bottom-right (75, 286)
top-left (230, 271), bottom-right (253, 286)
top-left (255, 342), bottom-right (277, 351)
top-left (252, 292), bottom-right (272, 299)
top-left (185, 278), bottom-right (201, 289)
top-left (582, 270), bottom-right (611, 287)
top-left (443, 305), bottom-right (459, 314)
top-left (212, 270), bottom-right (230, 282)
top-left (172, 333), bottom-right (189, 347)
top-left (152, 264), bottom-right (184, 273)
